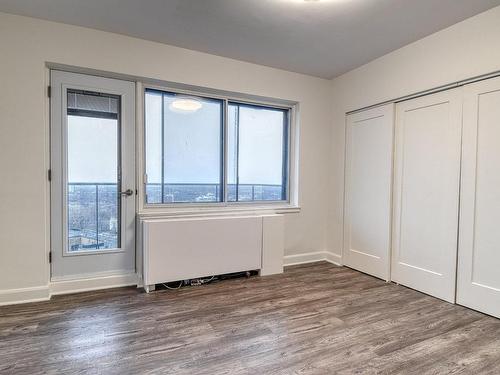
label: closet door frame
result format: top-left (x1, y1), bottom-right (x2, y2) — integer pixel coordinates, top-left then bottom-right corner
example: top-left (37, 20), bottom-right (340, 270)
top-left (343, 104), bottom-right (394, 281)
top-left (391, 88), bottom-right (462, 303)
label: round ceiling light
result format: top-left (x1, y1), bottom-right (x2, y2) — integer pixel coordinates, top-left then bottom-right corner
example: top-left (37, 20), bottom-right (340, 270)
top-left (290, 0), bottom-right (337, 3)
top-left (170, 97), bottom-right (203, 112)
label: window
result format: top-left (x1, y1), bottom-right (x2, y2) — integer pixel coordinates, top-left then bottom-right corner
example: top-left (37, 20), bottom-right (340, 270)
top-left (144, 88), bottom-right (290, 205)
top-left (66, 90), bottom-right (120, 251)
top-left (228, 103), bottom-right (288, 202)
top-left (145, 90), bottom-right (223, 203)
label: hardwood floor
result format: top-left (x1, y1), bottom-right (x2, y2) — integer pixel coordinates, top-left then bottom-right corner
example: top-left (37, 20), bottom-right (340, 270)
top-left (1, 262), bottom-right (500, 374)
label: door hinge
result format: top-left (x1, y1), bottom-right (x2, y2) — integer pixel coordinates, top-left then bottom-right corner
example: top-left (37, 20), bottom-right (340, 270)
top-left (48, 169), bottom-right (52, 181)
top-left (47, 85), bottom-right (51, 98)
top-left (49, 251), bottom-right (52, 263)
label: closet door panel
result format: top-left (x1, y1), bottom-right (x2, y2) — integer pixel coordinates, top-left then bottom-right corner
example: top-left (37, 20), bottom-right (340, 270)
top-left (458, 76), bottom-right (500, 318)
top-left (392, 89), bottom-right (462, 303)
top-left (344, 104), bottom-right (394, 280)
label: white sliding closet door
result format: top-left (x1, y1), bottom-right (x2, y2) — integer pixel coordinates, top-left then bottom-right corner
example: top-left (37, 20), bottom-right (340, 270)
top-left (392, 89), bottom-right (462, 303)
top-left (457, 76), bottom-right (500, 318)
top-left (344, 104), bottom-right (394, 281)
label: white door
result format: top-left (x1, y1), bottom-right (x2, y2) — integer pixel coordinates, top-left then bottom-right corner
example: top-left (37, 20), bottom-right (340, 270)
top-left (392, 89), bottom-right (462, 303)
top-left (457, 76), bottom-right (500, 318)
top-left (344, 104), bottom-right (394, 281)
top-left (50, 71), bottom-right (136, 280)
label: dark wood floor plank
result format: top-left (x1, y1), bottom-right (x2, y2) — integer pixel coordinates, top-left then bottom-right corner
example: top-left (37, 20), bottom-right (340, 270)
top-left (1, 262), bottom-right (499, 375)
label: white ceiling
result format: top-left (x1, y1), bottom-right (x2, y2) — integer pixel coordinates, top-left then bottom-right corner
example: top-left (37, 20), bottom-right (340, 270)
top-left (1, 0), bottom-right (499, 79)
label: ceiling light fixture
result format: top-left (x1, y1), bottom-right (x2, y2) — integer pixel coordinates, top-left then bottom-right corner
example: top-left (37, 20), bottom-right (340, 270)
top-left (291, 0), bottom-right (342, 3)
top-left (170, 97), bottom-right (203, 112)
top-left (289, 0), bottom-right (326, 3)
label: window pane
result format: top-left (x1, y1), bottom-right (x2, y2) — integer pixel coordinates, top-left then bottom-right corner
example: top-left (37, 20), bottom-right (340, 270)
top-left (67, 90), bottom-right (120, 251)
top-left (145, 90), bottom-right (223, 203)
top-left (228, 103), bottom-right (288, 202)
top-left (145, 91), bottom-right (162, 204)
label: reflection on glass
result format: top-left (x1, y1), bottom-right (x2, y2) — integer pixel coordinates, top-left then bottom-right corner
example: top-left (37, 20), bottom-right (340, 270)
top-left (66, 90), bottom-right (120, 251)
top-left (145, 89), bottom-right (223, 203)
top-left (228, 103), bottom-right (287, 202)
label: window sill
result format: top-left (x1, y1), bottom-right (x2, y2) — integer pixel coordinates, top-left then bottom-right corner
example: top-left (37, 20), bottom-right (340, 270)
top-left (137, 204), bottom-right (300, 220)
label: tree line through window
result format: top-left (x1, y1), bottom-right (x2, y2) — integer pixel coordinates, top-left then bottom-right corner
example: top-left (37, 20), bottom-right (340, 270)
top-left (144, 89), bottom-right (289, 204)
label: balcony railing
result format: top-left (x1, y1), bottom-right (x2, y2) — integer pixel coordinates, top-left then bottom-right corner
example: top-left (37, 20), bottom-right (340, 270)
top-left (144, 182), bottom-right (284, 203)
top-left (67, 182), bottom-right (119, 251)
top-left (67, 181), bottom-right (284, 213)
top-left (66, 182), bottom-right (284, 251)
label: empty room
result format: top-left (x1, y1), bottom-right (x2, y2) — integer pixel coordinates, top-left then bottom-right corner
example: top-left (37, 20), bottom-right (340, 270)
top-left (2, 0), bottom-right (500, 373)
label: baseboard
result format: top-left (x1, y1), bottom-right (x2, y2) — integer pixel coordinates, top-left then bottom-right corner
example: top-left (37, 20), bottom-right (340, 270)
top-left (284, 251), bottom-right (325, 266)
top-left (0, 285), bottom-right (50, 306)
top-left (284, 251), bottom-right (342, 267)
top-left (325, 251), bottom-right (342, 266)
top-left (2, 252), bottom-right (340, 306)
top-left (50, 272), bottom-right (138, 296)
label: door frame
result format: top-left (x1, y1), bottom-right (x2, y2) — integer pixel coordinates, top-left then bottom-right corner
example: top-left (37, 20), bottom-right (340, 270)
top-left (50, 70), bottom-right (137, 283)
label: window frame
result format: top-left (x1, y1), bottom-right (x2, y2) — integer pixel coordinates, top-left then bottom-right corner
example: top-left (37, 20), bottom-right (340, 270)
top-left (226, 101), bottom-right (290, 203)
top-left (138, 83), bottom-right (298, 214)
top-left (144, 88), bottom-right (225, 204)
top-left (65, 89), bottom-right (123, 253)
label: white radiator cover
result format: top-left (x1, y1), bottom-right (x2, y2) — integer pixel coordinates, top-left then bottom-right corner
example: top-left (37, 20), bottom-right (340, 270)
top-left (141, 214), bottom-right (283, 289)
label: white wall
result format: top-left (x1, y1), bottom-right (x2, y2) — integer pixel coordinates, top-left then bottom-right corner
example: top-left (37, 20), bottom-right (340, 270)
top-left (0, 12), bottom-right (333, 301)
top-left (328, 6), bottom-right (500, 259)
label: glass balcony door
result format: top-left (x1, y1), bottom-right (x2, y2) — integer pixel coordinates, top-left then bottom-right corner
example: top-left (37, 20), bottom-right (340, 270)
top-left (50, 71), bottom-right (136, 280)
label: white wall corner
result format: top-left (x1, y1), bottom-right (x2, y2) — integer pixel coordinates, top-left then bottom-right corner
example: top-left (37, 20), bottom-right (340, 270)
top-left (284, 250), bottom-right (342, 267)
top-left (325, 251), bottom-right (342, 266)
top-left (0, 285), bottom-right (51, 306)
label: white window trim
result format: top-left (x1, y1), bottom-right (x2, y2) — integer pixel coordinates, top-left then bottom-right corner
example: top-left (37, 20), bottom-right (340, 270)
top-left (136, 81), bottom-right (300, 217)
